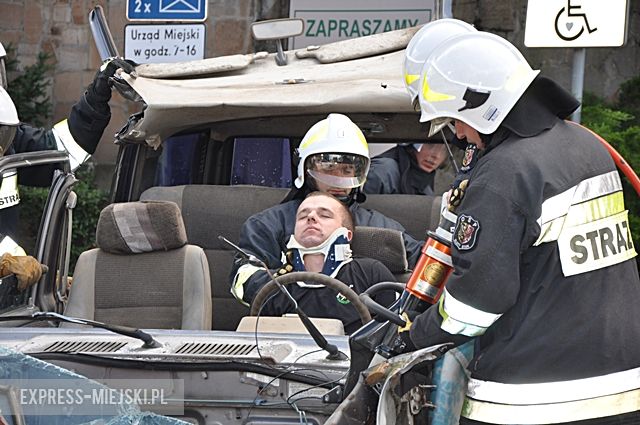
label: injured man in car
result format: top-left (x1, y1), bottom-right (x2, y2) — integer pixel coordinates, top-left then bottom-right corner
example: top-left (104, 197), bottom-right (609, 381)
top-left (232, 191), bottom-right (397, 334)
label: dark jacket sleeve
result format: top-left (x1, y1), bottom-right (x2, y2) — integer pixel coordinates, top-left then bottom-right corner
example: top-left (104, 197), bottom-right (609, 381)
top-left (11, 124), bottom-right (57, 154)
top-left (67, 86), bottom-right (112, 155)
top-left (409, 179), bottom-right (527, 350)
top-left (229, 203), bottom-right (298, 304)
top-left (10, 124), bottom-right (59, 187)
top-left (364, 157), bottom-right (402, 195)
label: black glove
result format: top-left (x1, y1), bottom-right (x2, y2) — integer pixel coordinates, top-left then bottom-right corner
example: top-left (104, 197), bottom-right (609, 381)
top-left (87, 57), bottom-right (138, 110)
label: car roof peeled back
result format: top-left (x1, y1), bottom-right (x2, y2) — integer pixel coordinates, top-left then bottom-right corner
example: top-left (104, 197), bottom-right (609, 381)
top-left (117, 27), bottom-right (421, 148)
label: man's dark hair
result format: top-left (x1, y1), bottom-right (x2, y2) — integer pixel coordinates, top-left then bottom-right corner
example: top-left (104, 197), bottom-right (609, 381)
top-left (305, 191), bottom-right (355, 232)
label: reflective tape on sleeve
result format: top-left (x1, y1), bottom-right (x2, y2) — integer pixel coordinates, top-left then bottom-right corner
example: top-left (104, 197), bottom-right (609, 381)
top-left (438, 289), bottom-right (502, 337)
top-left (0, 235), bottom-right (27, 256)
top-left (466, 364), bottom-right (640, 405)
top-left (231, 263), bottom-right (261, 306)
top-left (52, 119), bottom-right (90, 171)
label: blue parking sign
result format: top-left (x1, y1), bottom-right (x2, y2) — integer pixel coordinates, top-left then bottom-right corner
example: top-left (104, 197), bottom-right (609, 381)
top-left (127, 0), bottom-right (207, 22)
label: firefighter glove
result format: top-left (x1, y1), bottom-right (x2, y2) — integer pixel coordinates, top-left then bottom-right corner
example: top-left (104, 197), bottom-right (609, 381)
top-left (88, 57), bottom-right (138, 105)
top-left (0, 253), bottom-right (45, 291)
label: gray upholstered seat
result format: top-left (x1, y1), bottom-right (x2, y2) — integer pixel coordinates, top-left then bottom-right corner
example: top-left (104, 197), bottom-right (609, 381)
top-left (140, 185), bottom-right (290, 331)
top-left (351, 226), bottom-right (410, 281)
top-left (64, 201), bottom-right (212, 330)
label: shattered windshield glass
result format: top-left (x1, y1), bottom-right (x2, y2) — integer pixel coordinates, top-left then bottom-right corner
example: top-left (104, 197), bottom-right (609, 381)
top-left (0, 346), bottom-right (187, 425)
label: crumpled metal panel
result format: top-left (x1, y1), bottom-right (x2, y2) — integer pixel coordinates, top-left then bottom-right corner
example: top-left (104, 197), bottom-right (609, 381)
top-left (117, 28), bottom-right (416, 147)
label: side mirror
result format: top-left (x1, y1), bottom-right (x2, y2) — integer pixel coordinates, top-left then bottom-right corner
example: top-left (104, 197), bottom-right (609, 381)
top-left (250, 18), bottom-right (305, 66)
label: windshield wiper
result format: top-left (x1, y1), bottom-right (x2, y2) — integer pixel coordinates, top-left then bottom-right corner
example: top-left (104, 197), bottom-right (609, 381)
top-left (0, 312), bottom-right (162, 348)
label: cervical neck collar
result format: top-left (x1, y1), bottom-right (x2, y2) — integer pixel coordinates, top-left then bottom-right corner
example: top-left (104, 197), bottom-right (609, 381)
top-left (286, 227), bottom-right (352, 283)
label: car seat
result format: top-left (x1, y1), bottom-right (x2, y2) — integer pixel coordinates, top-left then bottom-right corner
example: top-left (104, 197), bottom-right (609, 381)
top-left (63, 201), bottom-right (212, 330)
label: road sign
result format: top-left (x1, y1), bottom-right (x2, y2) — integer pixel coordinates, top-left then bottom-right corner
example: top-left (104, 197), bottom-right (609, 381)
top-left (124, 24), bottom-right (206, 63)
top-left (127, 0), bottom-right (207, 22)
top-left (289, 0), bottom-right (438, 49)
top-left (525, 0), bottom-right (629, 47)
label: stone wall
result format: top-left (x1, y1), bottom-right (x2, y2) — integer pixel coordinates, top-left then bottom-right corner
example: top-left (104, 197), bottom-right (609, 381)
top-left (0, 0), bottom-right (638, 184)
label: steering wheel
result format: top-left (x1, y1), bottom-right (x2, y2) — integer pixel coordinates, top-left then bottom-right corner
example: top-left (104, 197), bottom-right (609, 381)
top-left (359, 281), bottom-right (408, 326)
top-left (249, 271), bottom-right (372, 325)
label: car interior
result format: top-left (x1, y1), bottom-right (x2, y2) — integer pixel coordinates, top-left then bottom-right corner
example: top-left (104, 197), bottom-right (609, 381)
top-left (67, 113), bottom-right (457, 332)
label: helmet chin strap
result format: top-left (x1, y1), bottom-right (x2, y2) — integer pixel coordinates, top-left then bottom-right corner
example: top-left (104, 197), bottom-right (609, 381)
top-left (286, 227), bottom-right (353, 284)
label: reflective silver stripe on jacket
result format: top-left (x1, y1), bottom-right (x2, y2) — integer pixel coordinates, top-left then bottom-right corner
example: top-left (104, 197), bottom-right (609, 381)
top-left (52, 119), bottom-right (90, 171)
top-left (463, 365), bottom-right (640, 423)
top-left (467, 365), bottom-right (640, 405)
top-left (462, 388), bottom-right (640, 424)
top-left (438, 288), bottom-right (502, 337)
top-left (535, 171), bottom-right (623, 245)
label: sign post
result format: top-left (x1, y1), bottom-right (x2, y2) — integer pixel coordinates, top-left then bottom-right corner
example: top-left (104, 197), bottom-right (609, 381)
top-left (125, 0), bottom-right (208, 64)
top-left (524, 0), bottom-right (629, 122)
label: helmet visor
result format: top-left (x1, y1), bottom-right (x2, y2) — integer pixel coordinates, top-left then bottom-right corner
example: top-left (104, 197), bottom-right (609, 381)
top-left (0, 125), bottom-right (16, 156)
top-left (306, 153), bottom-right (369, 189)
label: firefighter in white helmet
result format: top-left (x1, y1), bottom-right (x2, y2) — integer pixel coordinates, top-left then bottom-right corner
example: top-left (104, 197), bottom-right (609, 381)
top-left (365, 19), bottom-right (477, 197)
top-left (0, 41), bottom-right (135, 290)
top-left (230, 113), bottom-right (422, 307)
top-left (402, 29), bottom-right (640, 424)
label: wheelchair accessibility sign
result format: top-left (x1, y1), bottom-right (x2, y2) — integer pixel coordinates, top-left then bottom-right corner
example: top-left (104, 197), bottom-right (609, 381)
top-left (127, 0), bottom-right (207, 22)
top-left (525, 0), bottom-right (629, 47)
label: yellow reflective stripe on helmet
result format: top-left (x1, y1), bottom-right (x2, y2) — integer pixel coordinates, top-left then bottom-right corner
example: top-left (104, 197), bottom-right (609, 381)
top-left (422, 75), bottom-right (456, 103)
top-left (354, 125), bottom-right (367, 149)
top-left (504, 63), bottom-right (533, 92)
top-left (230, 263), bottom-right (261, 307)
top-left (404, 73), bottom-right (420, 86)
top-left (438, 289), bottom-right (502, 337)
top-left (299, 121), bottom-right (329, 150)
top-left (535, 171), bottom-right (624, 246)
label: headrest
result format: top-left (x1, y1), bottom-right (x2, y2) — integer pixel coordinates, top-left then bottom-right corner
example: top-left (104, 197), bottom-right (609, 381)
top-left (96, 201), bottom-right (187, 254)
top-left (351, 226), bottom-right (408, 274)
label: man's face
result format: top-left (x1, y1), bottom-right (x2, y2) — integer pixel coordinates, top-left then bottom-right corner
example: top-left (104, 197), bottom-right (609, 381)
top-left (414, 143), bottom-right (448, 173)
top-left (294, 195), bottom-right (350, 248)
top-left (309, 162), bottom-right (357, 198)
top-left (454, 120), bottom-right (485, 149)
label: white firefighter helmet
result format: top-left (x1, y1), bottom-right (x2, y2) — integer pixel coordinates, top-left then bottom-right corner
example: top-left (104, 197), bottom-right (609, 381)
top-left (403, 19), bottom-right (476, 111)
top-left (0, 86), bottom-right (19, 156)
top-left (0, 87), bottom-right (18, 126)
top-left (0, 40), bottom-right (7, 90)
top-left (418, 31), bottom-right (540, 135)
top-left (295, 113), bottom-right (370, 190)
